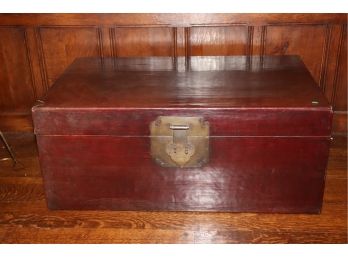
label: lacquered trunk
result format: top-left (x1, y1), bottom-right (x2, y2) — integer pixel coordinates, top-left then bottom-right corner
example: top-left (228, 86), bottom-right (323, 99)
top-left (32, 56), bottom-right (333, 213)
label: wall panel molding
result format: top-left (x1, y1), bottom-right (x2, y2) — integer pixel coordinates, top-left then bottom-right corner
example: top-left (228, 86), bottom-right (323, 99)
top-left (23, 28), bottom-right (37, 99)
top-left (35, 26), bottom-right (49, 91)
top-left (0, 14), bottom-right (345, 26)
top-left (24, 27), bottom-right (46, 99)
top-left (331, 24), bottom-right (346, 109)
top-left (319, 24), bottom-right (332, 91)
top-left (188, 25), bottom-right (249, 56)
top-left (263, 24), bottom-right (328, 86)
top-left (247, 26), bottom-right (254, 56)
top-left (323, 24), bottom-right (345, 104)
top-left (0, 14), bottom-right (346, 133)
top-left (37, 25), bottom-right (102, 86)
top-left (0, 26), bottom-right (36, 111)
top-left (112, 26), bottom-right (175, 57)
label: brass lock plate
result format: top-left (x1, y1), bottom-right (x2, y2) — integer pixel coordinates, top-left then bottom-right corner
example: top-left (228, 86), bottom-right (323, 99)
top-left (150, 116), bottom-right (209, 168)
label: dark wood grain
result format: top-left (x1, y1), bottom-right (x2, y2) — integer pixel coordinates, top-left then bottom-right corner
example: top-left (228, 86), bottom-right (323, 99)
top-left (0, 133), bottom-right (346, 243)
top-left (333, 113), bottom-right (347, 135)
top-left (37, 26), bottom-right (102, 87)
top-left (263, 25), bottom-right (327, 86)
top-left (0, 111), bottom-right (33, 132)
top-left (0, 14), bottom-right (346, 134)
top-left (189, 26), bottom-right (249, 56)
top-left (0, 26), bottom-right (35, 110)
top-left (0, 14), bottom-right (346, 26)
top-left (333, 26), bottom-right (347, 112)
top-left (113, 27), bottom-right (175, 57)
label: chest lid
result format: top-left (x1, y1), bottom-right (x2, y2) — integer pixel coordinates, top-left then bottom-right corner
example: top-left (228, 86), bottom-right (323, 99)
top-left (32, 56), bottom-right (332, 137)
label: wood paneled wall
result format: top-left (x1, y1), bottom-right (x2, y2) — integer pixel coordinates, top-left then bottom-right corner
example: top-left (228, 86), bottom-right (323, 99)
top-left (0, 14), bottom-right (346, 134)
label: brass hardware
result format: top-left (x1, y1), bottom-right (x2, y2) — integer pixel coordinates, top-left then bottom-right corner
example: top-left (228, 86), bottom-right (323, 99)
top-left (150, 116), bottom-right (209, 168)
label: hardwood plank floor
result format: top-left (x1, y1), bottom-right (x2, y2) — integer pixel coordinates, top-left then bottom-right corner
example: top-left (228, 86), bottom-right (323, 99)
top-left (0, 133), bottom-right (346, 243)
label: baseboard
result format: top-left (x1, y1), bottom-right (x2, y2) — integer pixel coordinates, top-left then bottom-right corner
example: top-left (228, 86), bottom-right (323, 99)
top-left (332, 112), bottom-right (347, 136)
top-left (0, 111), bottom-right (33, 132)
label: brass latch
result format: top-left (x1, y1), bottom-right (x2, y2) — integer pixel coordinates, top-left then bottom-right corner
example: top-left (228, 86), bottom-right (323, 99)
top-left (150, 116), bottom-right (209, 168)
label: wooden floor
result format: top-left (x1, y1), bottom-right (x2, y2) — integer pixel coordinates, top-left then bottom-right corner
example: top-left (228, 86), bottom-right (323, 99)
top-left (0, 133), bottom-right (346, 243)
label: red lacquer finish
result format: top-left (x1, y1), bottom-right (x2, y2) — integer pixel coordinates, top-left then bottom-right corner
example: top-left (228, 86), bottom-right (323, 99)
top-left (37, 136), bottom-right (330, 212)
top-left (32, 56), bottom-right (332, 213)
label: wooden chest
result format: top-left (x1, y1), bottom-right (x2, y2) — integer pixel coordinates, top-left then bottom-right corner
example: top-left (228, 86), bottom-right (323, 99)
top-left (32, 56), bottom-right (332, 213)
